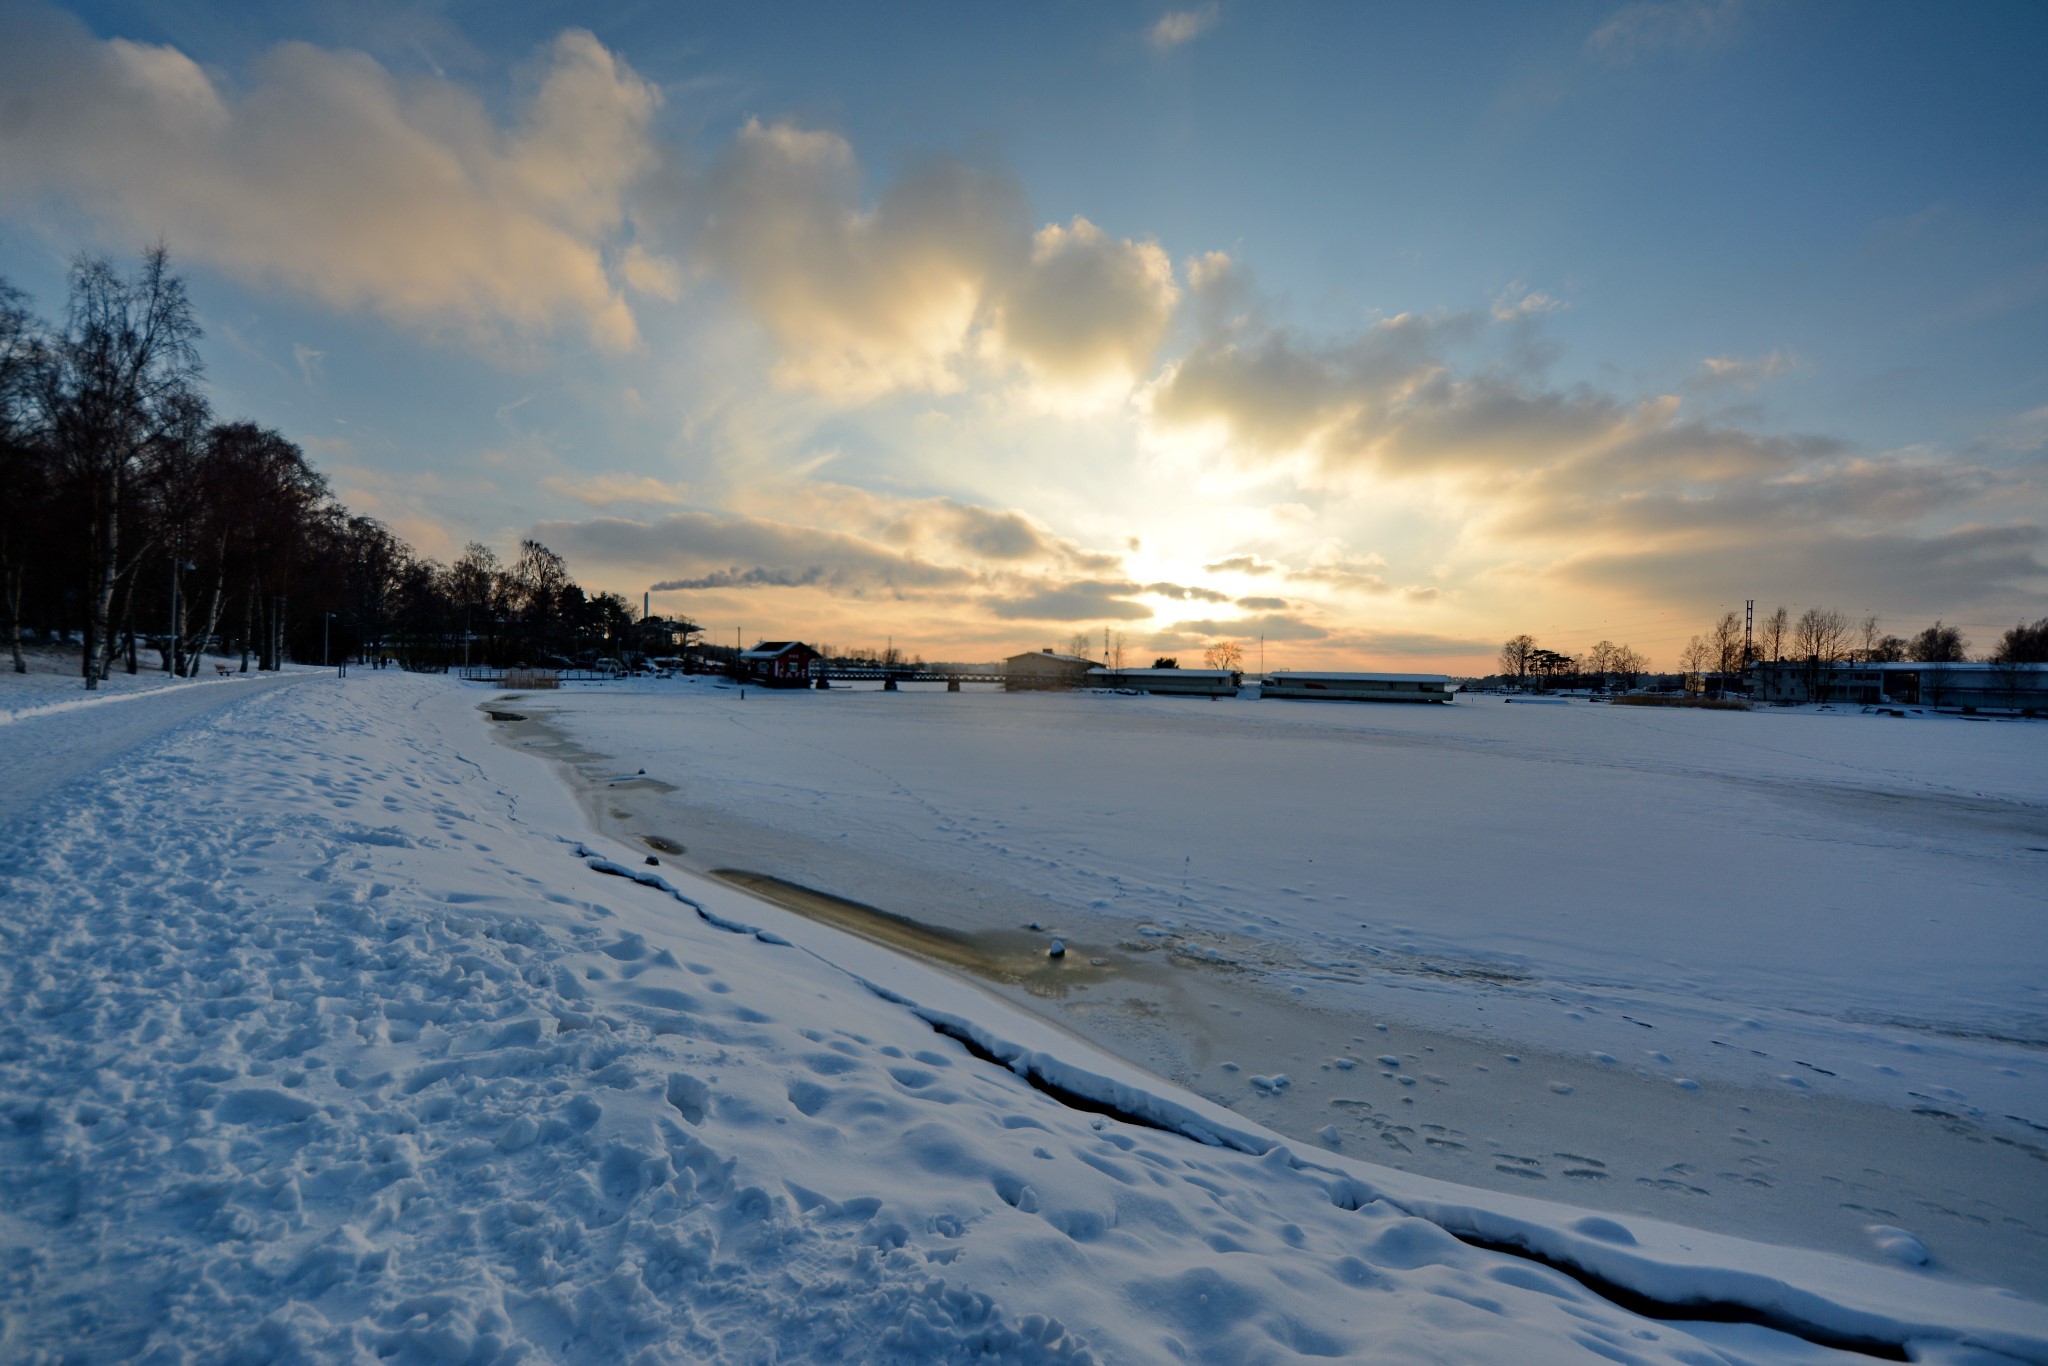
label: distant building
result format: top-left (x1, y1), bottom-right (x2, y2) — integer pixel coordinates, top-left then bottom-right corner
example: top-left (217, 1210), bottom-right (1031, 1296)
top-left (1747, 660), bottom-right (2048, 712)
top-left (739, 640), bottom-right (821, 686)
top-left (1086, 667), bottom-right (1240, 697)
top-left (1260, 671), bottom-right (1455, 703)
top-left (1004, 649), bottom-right (1098, 691)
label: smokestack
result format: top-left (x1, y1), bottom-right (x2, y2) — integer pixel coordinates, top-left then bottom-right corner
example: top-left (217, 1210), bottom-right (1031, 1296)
top-left (643, 590), bottom-right (650, 620)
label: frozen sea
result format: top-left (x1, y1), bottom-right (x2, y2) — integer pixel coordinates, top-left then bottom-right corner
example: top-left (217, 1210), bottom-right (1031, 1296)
top-left (509, 677), bottom-right (2048, 1292)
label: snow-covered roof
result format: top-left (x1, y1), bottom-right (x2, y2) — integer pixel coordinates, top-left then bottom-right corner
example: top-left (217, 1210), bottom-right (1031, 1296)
top-left (1264, 671), bottom-right (1452, 683)
top-left (1007, 651), bottom-right (1098, 667)
top-left (1086, 667), bottom-right (1236, 679)
top-left (740, 640), bottom-right (812, 660)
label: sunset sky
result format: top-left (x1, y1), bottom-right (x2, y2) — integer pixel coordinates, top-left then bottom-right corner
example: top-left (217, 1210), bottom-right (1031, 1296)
top-left (2, 0), bottom-right (2044, 669)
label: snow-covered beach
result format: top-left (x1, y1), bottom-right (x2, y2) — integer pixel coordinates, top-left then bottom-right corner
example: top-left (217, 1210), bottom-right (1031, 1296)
top-left (3, 669), bottom-right (2045, 1362)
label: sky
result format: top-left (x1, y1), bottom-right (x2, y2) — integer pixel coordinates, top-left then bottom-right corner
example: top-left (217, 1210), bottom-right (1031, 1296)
top-left (2, 0), bottom-right (2045, 671)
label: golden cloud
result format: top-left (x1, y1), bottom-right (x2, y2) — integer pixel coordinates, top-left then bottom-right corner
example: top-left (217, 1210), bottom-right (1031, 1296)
top-left (0, 9), bottom-right (667, 352)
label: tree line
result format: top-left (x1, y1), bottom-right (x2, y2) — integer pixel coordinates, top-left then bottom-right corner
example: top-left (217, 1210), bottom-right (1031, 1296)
top-left (1495, 606), bottom-right (2047, 695)
top-left (1496, 635), bottom-right (1650, 690)
top-left (0, 250), bottom-right (654, 686)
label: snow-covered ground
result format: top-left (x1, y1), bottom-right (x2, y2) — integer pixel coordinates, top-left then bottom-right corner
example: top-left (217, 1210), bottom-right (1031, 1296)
top-left (0, 641), bottom-right (272, 724)
top-left (507, 677), bottom-right (2048, 1291)
top-left (3, 670), bottom-right (2045, 1363)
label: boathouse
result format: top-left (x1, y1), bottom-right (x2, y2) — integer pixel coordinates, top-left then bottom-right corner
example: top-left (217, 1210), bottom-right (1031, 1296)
top-left (1004, 649), bottom-right (1098, 691)
top-left (1260, 671), bottom-right (1454, 703)
top-left (1086, 667), bottom-right (1240, 697)
top-left (739, 640), bottom-right (821, 686)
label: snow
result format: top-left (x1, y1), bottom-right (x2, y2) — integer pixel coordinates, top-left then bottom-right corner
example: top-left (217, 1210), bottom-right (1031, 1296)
top-left (511, 677), bottom-right (2048, 1290)
top-left (2, 670), bottom-right (2045, 1362)
top-left (0, 643), bottom-right (263, 724)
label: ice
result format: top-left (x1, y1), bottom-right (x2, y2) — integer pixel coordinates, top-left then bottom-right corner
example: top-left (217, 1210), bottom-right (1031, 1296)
top-left (517, 677), bottom-right (2048, 1288)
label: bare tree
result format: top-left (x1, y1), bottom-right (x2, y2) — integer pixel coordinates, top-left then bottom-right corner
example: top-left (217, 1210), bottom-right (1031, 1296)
top-left (1709, 611), bottom-right (1744, 678)
top-left (44, 250), bottom-right (204, 687)
top-left (1498, 633), bottom-right (1536, 687)
top-left (1680, 635), bottom-right (1711, 692)
top-left (1110, 631), bottom-right (1127, 670)
top-left (1613, 645), bottom-right (1649, 688)
top-left (1794, 606), bottom-right (1850, 700)
top-left (1068, 630), bottom-right (1093, 659)
top-left (0, 277), bottom-right (50, 673)
top-left (1204, 640), bottom-right (1244, 672)
top-left (1759, 606), bottom-right (1788, 663)
top-left (1868, 634), bottom-right (1908, 663)
top-left (1585, 639), bottom-right (1618, 688)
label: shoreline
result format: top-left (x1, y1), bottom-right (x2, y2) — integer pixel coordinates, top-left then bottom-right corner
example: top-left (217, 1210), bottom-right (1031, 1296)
top-left (484, 689), bottom-right (2048, 1296)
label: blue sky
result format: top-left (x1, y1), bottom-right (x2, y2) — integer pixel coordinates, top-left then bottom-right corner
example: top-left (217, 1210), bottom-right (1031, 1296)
top-left (3, 0), bottom-right (2044, 667)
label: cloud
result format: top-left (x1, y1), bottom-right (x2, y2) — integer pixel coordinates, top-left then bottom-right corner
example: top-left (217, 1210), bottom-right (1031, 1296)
top-left (534, 510), bottom-right (977, 596)
top-left (1326, 630), bottom-right (1497, 658)
top-left (1585, 0), bottom-right (1744, 66)
top-left (1171, 613), bottom-right (1328, 642)
top-left (1554, 523), bottom-right (2046, 616)
top-left (1203, 554), bottom-right (1282, 575)
top-left (1491, 284), bottom-right (1563, 322)
top-left (1694, 350), bottom-right (1797, 390)
top-left (1151, 311), bottom-right (1470, 460)
top-left (539, 473), bottom-right (689, 507)
top-left (702, 120), bottom-right (1180, 401)
top-left (1145, 582), bottom-right (1231, 602)
top-left (0, 7), bottom-right (667, 352)
top-left (991, 217), bottom-right (1178, 394)
top-left (1148, 4), bottom-right (1221, 52)
top-left (760, 483), bottom-right (1123, 573)
top-left (703, 119), bottom-right (1022, 398)
top-left (1287, 553), bottom-right (1392, 594)
top-left (989, 580), bottom-right (1153, 621)
top-left (1236, 596), bottom-right (1288, 610)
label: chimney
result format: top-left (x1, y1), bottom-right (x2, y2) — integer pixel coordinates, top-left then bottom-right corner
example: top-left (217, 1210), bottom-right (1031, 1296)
top-left (643, 590), bottom-right (650, 620)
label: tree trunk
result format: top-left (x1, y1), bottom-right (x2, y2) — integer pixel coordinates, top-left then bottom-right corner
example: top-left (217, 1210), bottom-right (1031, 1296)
top-left (188, 547), bottom-right (227, 677)
top-left (3, 563), bottom-right (23, 674)
top-left (240, 583), bottom-right (252, 672)
top-left (86, 460), bottom-right (129, 689)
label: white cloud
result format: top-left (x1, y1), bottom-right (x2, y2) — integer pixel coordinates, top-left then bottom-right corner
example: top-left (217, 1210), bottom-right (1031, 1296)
top-left (1585, 0), bottom-right (1744, 67)
top-left (1149, 4), bottom-right (1222, 53)
top-left (991, 217), bottom-right (1179, 396)
top-left (701, 120), bottom-right (1182, 403)
top-left (1695, 350), bottom-right (1797, 389)
top-left (0, 6), bottom-right (664, 352)
top-left (702, 119), bottom-right (1022, 399)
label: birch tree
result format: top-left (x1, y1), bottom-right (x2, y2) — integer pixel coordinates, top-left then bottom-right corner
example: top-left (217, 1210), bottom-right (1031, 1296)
top-left (44, 250), bottom-right (203, 688)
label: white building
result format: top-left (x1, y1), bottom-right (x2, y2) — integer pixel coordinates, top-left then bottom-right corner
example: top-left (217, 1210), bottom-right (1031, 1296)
top-left (1746, 660), bottom-right (2048, 712)
top-left (1085, 667), bottom-right (1240, 697)
top-left (1259, 672), bottom-right (1455, 703)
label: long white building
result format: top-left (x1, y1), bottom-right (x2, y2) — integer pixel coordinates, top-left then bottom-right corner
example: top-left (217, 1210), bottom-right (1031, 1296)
top-left (1259, 671), bottom-right (1455, 703)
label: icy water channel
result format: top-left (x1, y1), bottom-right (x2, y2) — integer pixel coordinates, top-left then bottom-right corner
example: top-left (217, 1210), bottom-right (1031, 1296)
top-left (486, 694), bottom-right (2048, 1298)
